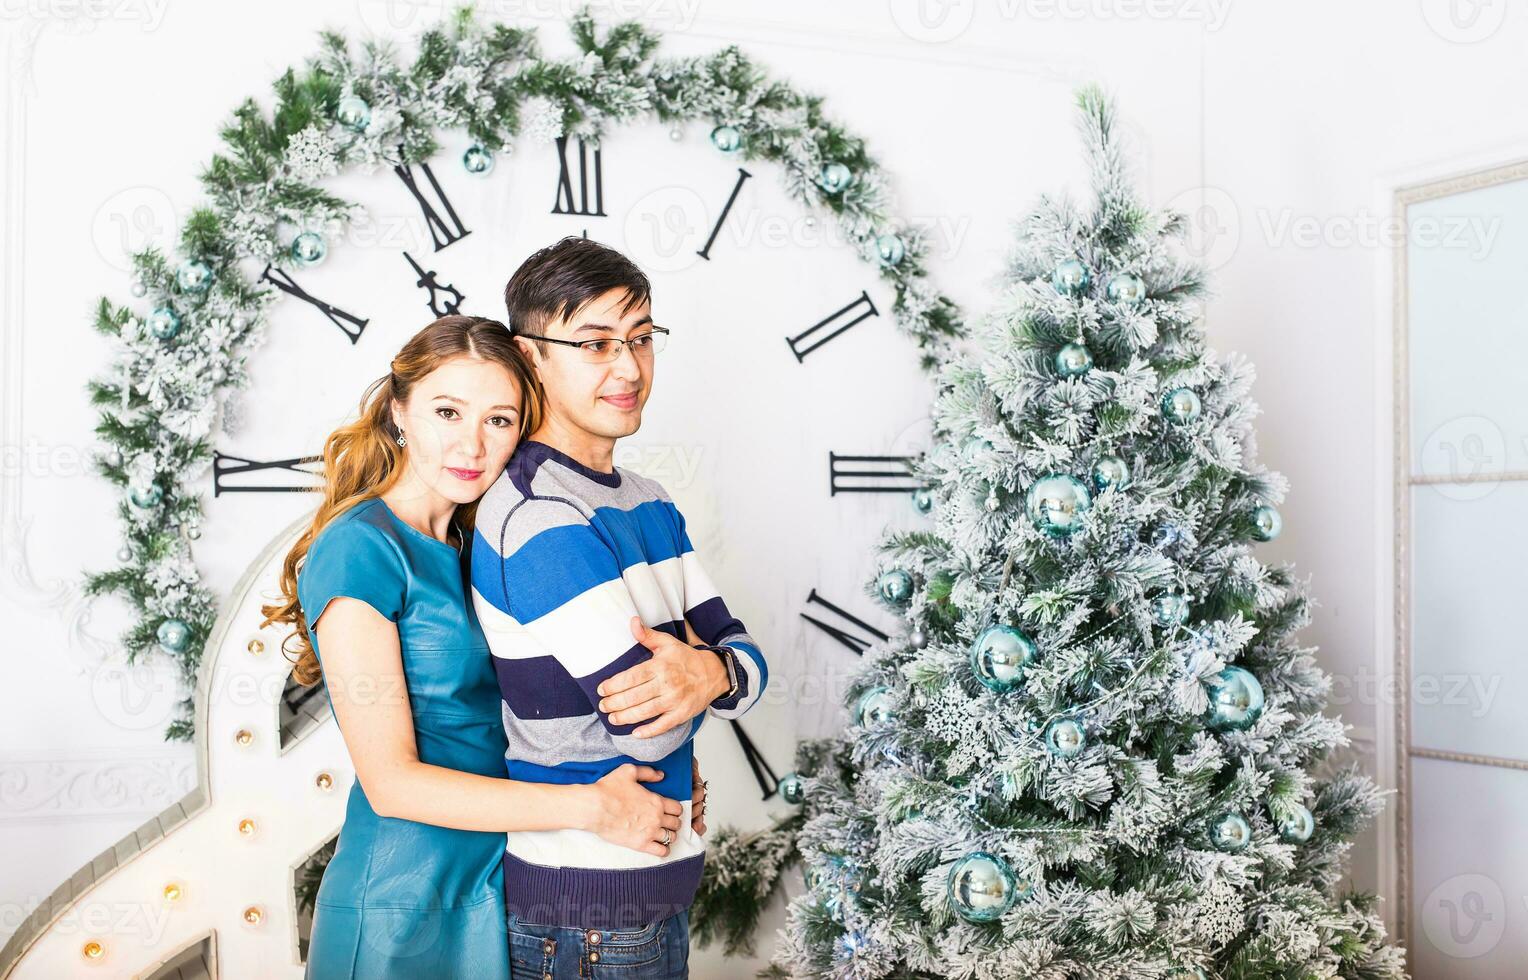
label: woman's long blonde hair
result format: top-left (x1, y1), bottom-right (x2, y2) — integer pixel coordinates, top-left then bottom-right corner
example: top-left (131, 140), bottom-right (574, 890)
top-left (260, 314), bottom-right (542, 685)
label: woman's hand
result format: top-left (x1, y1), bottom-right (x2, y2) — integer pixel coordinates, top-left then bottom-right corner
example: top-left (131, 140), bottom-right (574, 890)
top-left (691, 756), bottom-right (707, 836)
top-left (580, 763), bottom-right (684, 856)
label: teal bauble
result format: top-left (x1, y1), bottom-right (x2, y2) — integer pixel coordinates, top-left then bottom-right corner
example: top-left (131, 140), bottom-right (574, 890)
top-left (129, 484), bottom-right (162, 509)
top-left (970, 624), bottom-right (1038, 693)
top-left (778, 771), bottom-right (805, 805)
top-left (1162, 387), bottom-right (1202, 424)
top-left (289, 231), bottom-right (327, 267)
top-left (1055, 342), bottom-right (1093, 377)
top-left (175, 260), bottom-right (212, 293)
top-left (1151, 592), bottom-right (1189, 627)
top-left (818, 161), bottom-right (853, 193)
top-left (1025, 473), bottom-right (1092, 537)
top-left (911, 487), bottom-right (934, 514)
top-left (1204, 665), bottom-right (1265, 732)
top-left (462, 144), bottom-right (494, 175)
top-left (1044, 716), bottom-right (1086, 758)
top-left (1105, 273), bottom-right (1147, 305)
top-left (1278, 803), bottom-right (1315, 843)
top-left (947, 851), bottom-right (1027, 922)
top-left (1208, 811), bottom-right (1252, 852)
top-left (855, 686), bottom-right (896, 727)
top-left (1251, 504), bottom-right (1282, 542)
top-left (156, 618), bottom-right (191, 653)
top-left (709, 124), bottom-right (742, 153)
top-left (876, 233), bottom-right (906, 266)
top-left (1091, 454), bottom-right (1130, 492)
top-left (336, 94), bottom-right (371, 131)
top-left (147, 307), bottom-right (181, 339)
top-left (1051, 258), bottom-right (1090, 295)
top-left (877, 568), bottom-right (914, 605)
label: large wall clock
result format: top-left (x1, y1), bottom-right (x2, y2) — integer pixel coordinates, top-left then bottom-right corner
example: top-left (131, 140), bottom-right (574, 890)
top-left (1, 12), bottom-right (962, 977)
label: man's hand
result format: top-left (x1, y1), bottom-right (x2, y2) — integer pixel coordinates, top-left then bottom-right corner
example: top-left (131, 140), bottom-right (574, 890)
top-left (595, 617), bottom-right (729, 738)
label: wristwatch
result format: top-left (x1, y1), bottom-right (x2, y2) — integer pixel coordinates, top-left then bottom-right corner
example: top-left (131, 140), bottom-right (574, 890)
top-left (698, 644), bottom-right (740, 703)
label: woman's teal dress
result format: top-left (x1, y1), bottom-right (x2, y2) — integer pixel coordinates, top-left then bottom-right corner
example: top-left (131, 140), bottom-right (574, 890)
top-left (296, 496), bottom-right (510, 979)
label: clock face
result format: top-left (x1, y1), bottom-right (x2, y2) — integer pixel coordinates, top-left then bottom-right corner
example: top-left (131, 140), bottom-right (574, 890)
top-left (201, 123), bottom-right (936, 834)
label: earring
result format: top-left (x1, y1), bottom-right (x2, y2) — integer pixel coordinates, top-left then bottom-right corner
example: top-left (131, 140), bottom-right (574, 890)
top-left (396, 427), bottom-right (406, 448)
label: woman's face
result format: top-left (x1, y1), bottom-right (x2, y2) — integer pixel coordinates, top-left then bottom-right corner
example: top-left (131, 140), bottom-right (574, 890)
top-left (391, 356), bottom-right (525, 506)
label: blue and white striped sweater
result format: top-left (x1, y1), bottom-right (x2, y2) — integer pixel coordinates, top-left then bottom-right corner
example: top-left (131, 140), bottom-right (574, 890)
top-left (470, 438), bottom-right (766, 929)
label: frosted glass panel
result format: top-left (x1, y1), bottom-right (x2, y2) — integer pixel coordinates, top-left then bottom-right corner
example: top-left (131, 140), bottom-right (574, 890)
top-left (1410, 482), bottom-right (1528, 758)
top-left (1407, 180), bottom-right (1528, 478)
top-left (1409, 758), bottom-right (1528, 979)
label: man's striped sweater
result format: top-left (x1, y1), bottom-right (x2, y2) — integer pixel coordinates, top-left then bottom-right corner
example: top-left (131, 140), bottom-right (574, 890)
top-left (469, 438), bottom-right (767, 930)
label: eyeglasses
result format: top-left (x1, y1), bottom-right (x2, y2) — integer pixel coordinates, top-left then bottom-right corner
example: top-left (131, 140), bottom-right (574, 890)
top-left (516, 326), bottom-right (670, 364)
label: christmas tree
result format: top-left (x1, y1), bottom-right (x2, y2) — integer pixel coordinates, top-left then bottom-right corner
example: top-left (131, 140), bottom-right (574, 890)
top-left (768, 87), bottom-right (1407, 979)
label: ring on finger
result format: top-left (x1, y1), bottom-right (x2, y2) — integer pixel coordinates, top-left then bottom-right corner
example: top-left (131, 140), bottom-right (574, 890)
top-left (660, 828), bottom-right (673, 846)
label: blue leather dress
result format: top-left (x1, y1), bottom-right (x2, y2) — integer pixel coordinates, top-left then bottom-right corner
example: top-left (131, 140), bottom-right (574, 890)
top-left (296, 496), bottom-right (510, 979)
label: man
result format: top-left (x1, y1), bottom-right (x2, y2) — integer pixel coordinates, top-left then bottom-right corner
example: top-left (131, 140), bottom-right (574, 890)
top-left (470, 236), bottom-right (767, 978)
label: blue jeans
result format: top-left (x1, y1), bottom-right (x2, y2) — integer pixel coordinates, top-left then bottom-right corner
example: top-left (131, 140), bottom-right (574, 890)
top-left (507, 909), bottom-right (690, 979)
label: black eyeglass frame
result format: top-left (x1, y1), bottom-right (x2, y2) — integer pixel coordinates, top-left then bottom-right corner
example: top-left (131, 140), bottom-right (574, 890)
top-left (514, 325), bottom-right (670, 360)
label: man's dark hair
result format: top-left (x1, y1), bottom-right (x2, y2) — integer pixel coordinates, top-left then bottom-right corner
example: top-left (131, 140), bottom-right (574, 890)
top-left (503, 236), bottom-right (651, 355)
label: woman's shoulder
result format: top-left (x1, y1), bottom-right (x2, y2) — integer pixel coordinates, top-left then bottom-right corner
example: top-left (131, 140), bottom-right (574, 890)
top-left (298, 499), bottom-right (412, 628)
top-left (311, 498), bottom-right (406, 557)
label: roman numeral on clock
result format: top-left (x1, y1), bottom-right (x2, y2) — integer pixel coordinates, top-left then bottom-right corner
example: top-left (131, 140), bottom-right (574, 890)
top-left (828, 452), bottom-right (919, 495)
top-left (728, 720), bottom-right (781, 800)
top-left (695, 167), bottom-right (752, 261)
top-left (403, 251), bottom-right (465, 316)
top-left (786, 290), bottom-right (879, 361)
top-left (212, 451), bottom-right (323, 496)
top-left (800, 588), bottom-right (889, 656)
top-left (393, 156), bottom-right (471, 251)
top-left (260, 265), bottom-right (370, 344)
top-left (551, 136), bottom-right (606, 217)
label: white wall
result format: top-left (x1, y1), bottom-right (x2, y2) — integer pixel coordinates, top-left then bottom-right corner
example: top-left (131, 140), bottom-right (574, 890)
top-left (3, 0), bottom-right (1523, 971)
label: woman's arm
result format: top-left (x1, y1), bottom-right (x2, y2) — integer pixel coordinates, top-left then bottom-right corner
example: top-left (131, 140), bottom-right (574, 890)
top-left (315, 596), bottom-right (683, 857)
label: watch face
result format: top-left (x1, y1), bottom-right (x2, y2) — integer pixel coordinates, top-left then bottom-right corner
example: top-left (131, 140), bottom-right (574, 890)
top-left (203, 124), bottom-right (934, 836)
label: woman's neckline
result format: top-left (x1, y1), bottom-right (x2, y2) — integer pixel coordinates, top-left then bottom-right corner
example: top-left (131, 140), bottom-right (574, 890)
top-left (373, 496), bottom-right (461, 554)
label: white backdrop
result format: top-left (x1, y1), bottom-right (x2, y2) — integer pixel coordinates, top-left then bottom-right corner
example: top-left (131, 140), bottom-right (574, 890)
top-left (3, 0), bottom-right (1525, 975)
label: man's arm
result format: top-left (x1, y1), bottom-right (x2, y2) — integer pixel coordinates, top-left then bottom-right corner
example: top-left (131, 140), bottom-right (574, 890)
top-left (474, 497), bottom-right (697, 763)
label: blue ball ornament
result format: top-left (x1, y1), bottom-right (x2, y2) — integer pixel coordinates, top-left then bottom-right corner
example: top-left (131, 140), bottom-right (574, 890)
top-left (462, 144), bottom-right (494, 175)
top-left (709, 124), bottom-right (742, 153)
top-left (877, 568), bottom-right (914, 605)
top-left (1203, 665), bottom-right (1265, 732)
top-left (1105, 273), bottom-right (1147, 305)
top-left (147, 307), bottom-right (181, 340)
top-left (1278, 803), bottom-right (1315, 843)
top-left (1151, 592), bottom-right (1190, 627)
top-left (1091, 455), bottom-right (1130, 492)
top-left (970, 624), bottom-right (1037, 693)
top-left (1055, 342), bottom-right (1093, 377)
top-left (1051, 258), bottom-right (1090, 296)
top-left (337, 94), bottom-right (371, 131)
top-left (129, 484), bottom-right (163, 509)
top-left (876, 233), bottom-right (906, 266)
top-left (855, 685), bottom-right (897, 727)
top-left (947, 851), bottom-right (1027, 922)
top-left (818, 162), bottom-right (853, 193)
top-left (778, 771), bottom-right (805, 805)
top-left (175, 260), bottom-right (212, 293)
top-left (1151, 524), bottom-right (1184, 550)
top-left (289, 231), bottom-right (327, 267)
top-left (1024, 473), bottom-right (1091, 537)
top-left (1208, 811), bottom-right (1252, 852)
top-left (1044, 716), bottom-right (1086, 758)
top-left (1162, 387), bottom-right (1202, 424)
top-left (1251, 504), bottom-right (1282, 542)
top-left (911, 487), bottom-right (934, 514)
top-left (156, 618), bottom-right (191, 653)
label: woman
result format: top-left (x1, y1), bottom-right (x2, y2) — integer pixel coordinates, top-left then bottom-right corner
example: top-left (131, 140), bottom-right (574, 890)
top-left (260, 315), bottom-right (708, 979)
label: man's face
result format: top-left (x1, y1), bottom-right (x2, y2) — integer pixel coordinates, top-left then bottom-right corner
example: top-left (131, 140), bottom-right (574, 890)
top-left (519, 287), bottom-right (655, 442)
